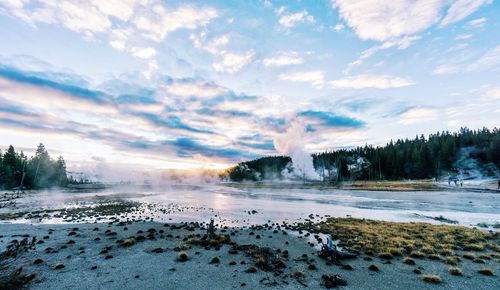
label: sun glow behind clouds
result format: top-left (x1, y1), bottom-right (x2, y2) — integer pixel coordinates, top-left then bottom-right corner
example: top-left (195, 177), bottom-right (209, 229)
top-left (0, 0), bottom-right (498, 177)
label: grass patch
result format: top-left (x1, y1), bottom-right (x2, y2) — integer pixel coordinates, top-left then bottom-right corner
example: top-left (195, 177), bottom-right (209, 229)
top-left (177, 251), bottom-right (189, 262)
top-left (477, 267), bottom-right (494, 276)
top-left (403, 257), bottom-right (415, 265)
top-left (378, 252), bottom-right (393, 260)
top-left (463, 253), bottom-right (475, 260)
top-left (444, 256), bottom-right (460, 266)
top-left (294, 217), bottom-right (495, 260)
top-left (448, 267), bottom-right (463, 276)
top-left (410, 251), bottom-right (425, 258)
top-left (422, 274), bottom-right (441, 284)
top-left (121, 238), bottom-right (135, 247)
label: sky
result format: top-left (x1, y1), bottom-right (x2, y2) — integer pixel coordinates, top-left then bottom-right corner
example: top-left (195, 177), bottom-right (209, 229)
top-left (0, 0), bottom-right (499, 175)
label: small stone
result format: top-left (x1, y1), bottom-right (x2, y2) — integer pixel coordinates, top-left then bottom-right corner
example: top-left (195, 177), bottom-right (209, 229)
top-left (34, 258), bottom-right (44, 265)
top-left (54, 263), bottom-right (65, 270)
top-left (245, 267), bottom-right (257, 273)
top-left (368, 265), bottom-right (379, 272)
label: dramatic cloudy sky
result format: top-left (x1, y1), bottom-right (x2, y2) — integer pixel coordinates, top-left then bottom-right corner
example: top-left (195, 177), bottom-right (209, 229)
top-left (0, 0), bottom-right (499, 172)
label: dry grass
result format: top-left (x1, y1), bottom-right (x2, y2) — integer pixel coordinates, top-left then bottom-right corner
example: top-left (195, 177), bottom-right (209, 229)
top-left (403, 257), bottom-right (415, 265)
top-left (444, 256), bottom-right (460, 266)
top-left (296, 217), bottom-right (498, 268)
top-left (177, 251), bottom-right (189, 262)
top-left (378, 252), bottom-right (393, 260)
top-left (422, 274), bottom-right (441, 283)
top-left (463, 253), bottom-right (475, 260)
top-left (410, 251), bottom-right (425, 258)
top-left (121, 238), bottom-right (135, 247)
top-left (448, 267), bottom-right (463, 276)
top-left (477, 267), bottom-right (494, 276)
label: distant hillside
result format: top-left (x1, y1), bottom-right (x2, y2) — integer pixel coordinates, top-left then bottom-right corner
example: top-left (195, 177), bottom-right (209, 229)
top-left (225, 127), bottom-right (500, 182)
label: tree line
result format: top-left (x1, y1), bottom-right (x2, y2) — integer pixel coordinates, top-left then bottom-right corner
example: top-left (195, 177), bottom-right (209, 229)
top-left (0, 143), bottom-right (68, 190)
top-left (226, 127), bottom-right (500, 182)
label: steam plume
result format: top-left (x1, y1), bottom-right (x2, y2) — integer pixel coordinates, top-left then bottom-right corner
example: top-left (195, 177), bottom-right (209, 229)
top-left (274, 122), bottom-right (320, 180)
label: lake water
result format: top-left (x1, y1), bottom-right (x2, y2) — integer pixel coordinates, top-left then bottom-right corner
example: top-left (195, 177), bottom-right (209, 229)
top-left (2, 183), bottom-right (499, 229)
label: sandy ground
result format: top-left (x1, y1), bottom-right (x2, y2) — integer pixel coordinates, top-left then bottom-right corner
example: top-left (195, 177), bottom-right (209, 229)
top-left (1, 221), bottom-right (498, 290)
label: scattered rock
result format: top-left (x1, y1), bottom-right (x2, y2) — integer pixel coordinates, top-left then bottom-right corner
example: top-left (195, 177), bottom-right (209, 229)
top-left (321, 274), bottom-right (347, 288)
top-left (53, 263), bottom-right (65, 270)
top-left (245, 267), bottom-right (257, 273)
top-left (33, 258), bottom-right (44, 265)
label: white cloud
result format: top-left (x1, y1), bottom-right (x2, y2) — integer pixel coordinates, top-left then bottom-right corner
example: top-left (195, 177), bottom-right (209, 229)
top-left (131, 47), bottom-right (157, 59)
top-left (432, 64), bottom-right (460, 75)
top-left (331, 24), bottom-right (344, 32)
top-left (344, 35), bottom-right (421, 73)
top-left (433, 45), bottom-right (500, 75)
top-left (132, 5), bottom-right (218, 42)
top-left (262, 52), bottom-right (303, 67)
top-left (441, 1), bottom-right (491, 26)
top-left (91, 0), bottom-right (137, 22)
top-left (204, 34), bottom-right (230, 55)
top-left (274, 6), bottom-right (286, 15)
top-left (485, 87), bottom-right (500, 99)
top-left (330, 74), bottom-right (415, 89)
top-left (279, 10), bottom-right (315, 28)
top-left (279, 71), bottom-right (325, 88)
top-left (464, 17), bottom-right (487, 29)
top-left (262, 0), bottom-right (273, 8)
top-left (1, 0), bottom-right (219, 52)
top-left (398, 107), bottom-right (439, 125)
top-left (332, 0), bottom-right (490, 42)
top-left (467, 45), bottom-right (500, 72)
top-left (191, 32), bottom-right (255, 74)
top-left (455, 33), bottom-right (473, 40)
top-left (332, 0), bottom-right (443, 42)
top-left (213, 51), bottom-right (255, 74)
top-left (164, 81), bottom-right (228, 99)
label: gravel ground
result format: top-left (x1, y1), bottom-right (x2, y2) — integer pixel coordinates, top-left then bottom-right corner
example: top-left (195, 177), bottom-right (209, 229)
top-left (1, 221), bottom-right (498, 290)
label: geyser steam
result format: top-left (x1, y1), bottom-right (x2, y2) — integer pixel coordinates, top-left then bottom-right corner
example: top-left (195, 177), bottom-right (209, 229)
top-left (274, 122), bottom-right (320, 180)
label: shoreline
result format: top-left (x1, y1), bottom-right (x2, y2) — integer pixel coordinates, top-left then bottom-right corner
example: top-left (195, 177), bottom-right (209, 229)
top-left (224, 179), bottom-right (500, 193)
top-left (1, 217), bottom-right (498, 289)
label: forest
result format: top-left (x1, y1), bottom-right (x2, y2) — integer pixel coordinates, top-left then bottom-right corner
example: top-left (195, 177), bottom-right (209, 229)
top-left (227, 127), bottom-right (500, 182)
top-left (0, 143), bottom-right (68, 190)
